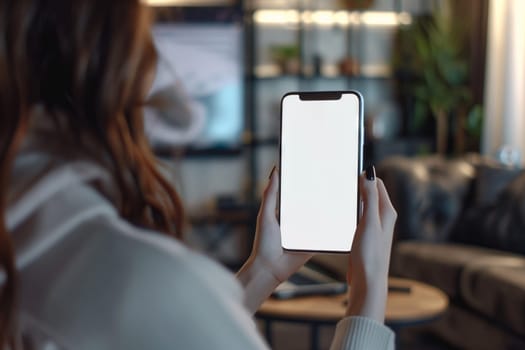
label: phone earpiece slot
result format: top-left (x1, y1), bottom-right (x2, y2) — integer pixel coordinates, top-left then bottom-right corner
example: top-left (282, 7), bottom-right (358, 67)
top-left (298, 91), bottom-right (342, 101)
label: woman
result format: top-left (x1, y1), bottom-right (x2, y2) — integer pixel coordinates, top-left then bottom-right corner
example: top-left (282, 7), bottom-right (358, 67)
top-left (0, 0), bottom-right (397, 349)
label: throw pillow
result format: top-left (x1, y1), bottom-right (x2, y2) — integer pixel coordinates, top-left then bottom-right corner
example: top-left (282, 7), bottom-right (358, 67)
top-left (451, 171), bottom-right (525, 254)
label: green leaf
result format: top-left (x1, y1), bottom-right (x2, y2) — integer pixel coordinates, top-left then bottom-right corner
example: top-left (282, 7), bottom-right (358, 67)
top-left (467, 105), bottom-right (483, 137)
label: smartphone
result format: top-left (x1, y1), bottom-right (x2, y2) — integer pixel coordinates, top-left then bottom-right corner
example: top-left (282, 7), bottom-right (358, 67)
top-left (279, 91), bottom-right (363, 253)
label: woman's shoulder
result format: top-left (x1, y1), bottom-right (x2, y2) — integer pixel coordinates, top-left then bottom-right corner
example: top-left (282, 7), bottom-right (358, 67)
top-left (20, 213), bottom-right (248, 350)
top-left (104, 216), bottom-right (243, 297)
top-left (42, 212), bottom-right (243, 300)
top-left (9, 150), bottom-right (242, 303)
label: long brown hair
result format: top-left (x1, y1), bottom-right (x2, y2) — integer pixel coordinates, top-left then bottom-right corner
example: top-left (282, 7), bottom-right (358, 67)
top-left (0, 0), bottom-right (185, 345)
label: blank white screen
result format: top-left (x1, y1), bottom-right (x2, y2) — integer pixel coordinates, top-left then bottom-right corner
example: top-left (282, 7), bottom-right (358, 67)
top-left (280, 93), bottom-right (360, 252)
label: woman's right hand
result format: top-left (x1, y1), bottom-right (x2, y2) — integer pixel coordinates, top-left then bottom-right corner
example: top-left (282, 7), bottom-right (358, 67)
top-left (345, 166), bottom-right (397, 323)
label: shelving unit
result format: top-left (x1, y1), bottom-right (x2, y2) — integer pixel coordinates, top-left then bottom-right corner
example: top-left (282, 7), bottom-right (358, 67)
top-left (243, 0), bottom-right (433, 200)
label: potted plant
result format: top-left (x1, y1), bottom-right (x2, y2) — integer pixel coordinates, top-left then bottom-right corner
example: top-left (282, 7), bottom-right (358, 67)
top-left (393, 11), bottom-right (480, 155)
top-left (270, 44), bottom-right (300, 75)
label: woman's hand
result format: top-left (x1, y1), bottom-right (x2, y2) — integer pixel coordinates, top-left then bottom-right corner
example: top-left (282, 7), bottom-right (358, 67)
top-left (345, 166), bottom-right (397, 323)
top-left (250, 167), bottom-right (313, 281)
top-left (236, 167), bottom-right (312, 313)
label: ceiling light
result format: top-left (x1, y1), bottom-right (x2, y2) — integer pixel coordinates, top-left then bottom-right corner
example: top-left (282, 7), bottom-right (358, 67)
top-left (253, 9), bottom-right (412, 27)
top-left (254, 10), bottom-right (300, 25)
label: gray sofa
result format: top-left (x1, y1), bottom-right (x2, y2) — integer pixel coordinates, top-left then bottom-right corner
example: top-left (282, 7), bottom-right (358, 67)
top-left (378, 155), bottom-right (525, 349)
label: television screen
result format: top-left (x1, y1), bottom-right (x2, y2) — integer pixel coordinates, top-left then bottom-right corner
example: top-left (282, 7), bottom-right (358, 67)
top-left (145, 23), bottom-right (243, 150)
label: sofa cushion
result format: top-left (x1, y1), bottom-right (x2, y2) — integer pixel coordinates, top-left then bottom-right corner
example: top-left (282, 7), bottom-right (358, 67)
top-left (391, 242), bottom-right (511, 299)
top-left (451, 172), bottom-right (525, 255)
top-left (460, 256), bottom-right (525, 337)
top-left (378, 155), bottom-right (475, 242)
top-left (473, 162), bottom-right (522, 206)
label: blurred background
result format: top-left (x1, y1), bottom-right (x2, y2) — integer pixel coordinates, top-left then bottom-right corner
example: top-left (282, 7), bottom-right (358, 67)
top-left (143, 0), bottom-right (525, 349)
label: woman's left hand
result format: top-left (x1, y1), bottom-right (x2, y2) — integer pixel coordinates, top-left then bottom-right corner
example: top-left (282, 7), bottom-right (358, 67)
top-left (248, 167), bottom-right (313, 283)
top-left (236, 167), bottom-right (313, 313)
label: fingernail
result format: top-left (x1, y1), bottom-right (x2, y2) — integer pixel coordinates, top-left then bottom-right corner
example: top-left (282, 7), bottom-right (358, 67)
top-left (365, 165), bottom-right (375, 181)
top-left (269, 165), bottom-right (276, 180)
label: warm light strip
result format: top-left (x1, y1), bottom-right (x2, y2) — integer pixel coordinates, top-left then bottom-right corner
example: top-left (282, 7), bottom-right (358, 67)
top-left (361, 11), bottom-right (400, 26)
top-left (253, 10), bottom-right (412, 27)
top-left (254, 9), bottom-right (300, 24)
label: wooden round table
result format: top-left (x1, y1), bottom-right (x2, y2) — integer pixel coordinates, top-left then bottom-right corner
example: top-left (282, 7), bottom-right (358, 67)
top-left (257, 277), bottom-right (449, 349)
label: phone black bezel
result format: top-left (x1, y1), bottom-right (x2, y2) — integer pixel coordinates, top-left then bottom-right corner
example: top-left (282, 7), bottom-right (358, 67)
top-left (278, 90), bottom-right (364, 254)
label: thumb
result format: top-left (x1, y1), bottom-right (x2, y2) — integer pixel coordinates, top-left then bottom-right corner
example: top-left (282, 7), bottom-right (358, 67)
top-left (353, 166), bottom-right (378, 245)
top-left (360, 165), bottom-right (379, 224)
